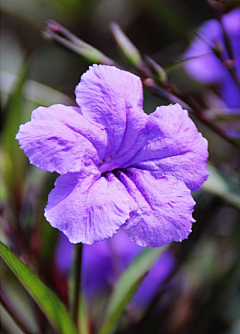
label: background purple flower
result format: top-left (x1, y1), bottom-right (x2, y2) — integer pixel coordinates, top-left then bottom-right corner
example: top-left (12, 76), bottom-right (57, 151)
top-left (56, 230), bottom-right (175, 308)
top-left (16, 65), bottom-right (208, 247)
top-left (184, 7), bottom-right (240, 110)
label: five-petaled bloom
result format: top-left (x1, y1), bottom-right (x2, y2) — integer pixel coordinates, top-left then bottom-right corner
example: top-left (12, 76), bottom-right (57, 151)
top-left (16, 65), bottom-right (209, 247)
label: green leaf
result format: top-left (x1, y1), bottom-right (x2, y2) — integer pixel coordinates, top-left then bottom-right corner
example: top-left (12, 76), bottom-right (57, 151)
top-left (202, 163), bottom-right (240, 210)
top-left (1, 71), bottom-right (74, 107)
top-left (212, 113), bottom-right (240, 121)
top-left (43, 20), bottom-right (116, 66)
top-left (0, 242), bottom-right (78, 334)
top-left (1, 64), bottom-right (29, 199)
top-left (98, 246), bottom-right (166, 334)
top-left (110, 22), bottom-right (142, 67)
top-left (79, 295), bottom-right (90, 334)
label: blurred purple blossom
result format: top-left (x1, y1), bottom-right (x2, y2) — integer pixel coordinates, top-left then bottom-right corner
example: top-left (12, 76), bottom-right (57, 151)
top-left (16, 65), bottom-right (208, 247)
top-left (56, 230), bottom-right (175, 308)
top-left (184, 7), bottom-right (240, 111)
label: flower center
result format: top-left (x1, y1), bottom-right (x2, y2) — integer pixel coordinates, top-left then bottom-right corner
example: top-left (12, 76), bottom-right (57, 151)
top-left (98, 153), bottom-right (118, 173)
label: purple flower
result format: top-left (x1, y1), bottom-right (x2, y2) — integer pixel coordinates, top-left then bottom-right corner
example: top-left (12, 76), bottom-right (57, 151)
top-left (184, 7), bottom-right (240, 110)
top-left (56, 230), bottom-right (175, 307)
top-left (16, 65), bottom-right (208, 247)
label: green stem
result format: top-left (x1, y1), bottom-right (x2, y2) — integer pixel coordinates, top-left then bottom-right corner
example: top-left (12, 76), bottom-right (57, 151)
top-left (71, 243), bottom-right (83, 329)
top-left (143, 78), bottom-right (240, 149)
top-left (42, 20), bottom-right (116, 66)
top-left (42, 20), bottom-right (240, 149)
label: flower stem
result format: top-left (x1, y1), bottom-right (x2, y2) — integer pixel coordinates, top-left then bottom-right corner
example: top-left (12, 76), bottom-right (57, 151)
top-left (71, 243), bottom-right (83, 329)
top-left (143, 78), bottom-right (240, 149)
top-left (42, 20), bottom-right (116, 66)
top-left (42, 20), bottom-right (240, 149)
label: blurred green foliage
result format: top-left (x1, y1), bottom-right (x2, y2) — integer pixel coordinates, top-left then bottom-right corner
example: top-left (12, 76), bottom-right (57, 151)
top-left (1, 0), bottom-right (240, 333)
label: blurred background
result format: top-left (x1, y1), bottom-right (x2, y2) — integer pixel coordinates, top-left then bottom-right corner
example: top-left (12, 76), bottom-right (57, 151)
top-left (1, 0), bottom-right (240, 333)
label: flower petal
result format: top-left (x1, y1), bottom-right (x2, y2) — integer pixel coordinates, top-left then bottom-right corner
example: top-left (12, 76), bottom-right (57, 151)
top-left (75, 65), bottom-right (147, 168)
top-left (117, 168), bottom-right (195, 248)
top-left (123, 103), bottom-right (209, 191)
top-left (45, 172), bottom-right (136, 244)
top-left (133, 250), bottom-right (175, 308)
top-left (183, 19), bottom-right (225, 84)
top-left (183, 8), bottom-right (240, 86)
top-left (16, 104), bottom-right (107, 175)
top-left (220, 76), bottom-right (240, 109)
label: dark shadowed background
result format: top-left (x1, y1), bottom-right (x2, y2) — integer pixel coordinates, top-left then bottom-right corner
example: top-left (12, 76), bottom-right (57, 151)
top-left (1, 1), bottom-right (240, 333)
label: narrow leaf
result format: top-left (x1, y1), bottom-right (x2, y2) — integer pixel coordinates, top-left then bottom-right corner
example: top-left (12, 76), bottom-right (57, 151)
top-left (1, 64), bottom-right (30, 199)
top-left (110, 22), bottom-right (142, 66)
top-left (202, 163), bottom-right (240, 210)
top-left (0, 242), bottom-right (78, 334)
top-left (43, 20), bottom-right (116, 65)
top-left (0, 71), bottom-right (74, 106)
top-left (98, 246), bottom-right (166, 334)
